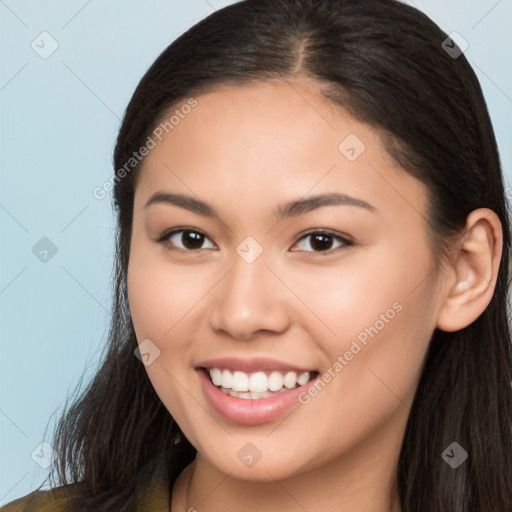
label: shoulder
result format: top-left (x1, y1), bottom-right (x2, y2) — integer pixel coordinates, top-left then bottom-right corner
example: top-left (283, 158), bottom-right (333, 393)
top-left (1, 450), bottom-right (181, 512)
top-left (1, 485), bottom-right (79, 512)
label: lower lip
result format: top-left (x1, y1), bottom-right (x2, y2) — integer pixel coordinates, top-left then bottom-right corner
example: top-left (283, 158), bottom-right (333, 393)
top-left (197, 369), bottom-right (315, 425)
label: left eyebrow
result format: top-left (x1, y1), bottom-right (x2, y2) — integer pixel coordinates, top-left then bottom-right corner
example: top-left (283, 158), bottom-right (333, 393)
top-left (144, 191), bottom-right (377, 219)
top-left (275, 192), bottom-right (377, 218)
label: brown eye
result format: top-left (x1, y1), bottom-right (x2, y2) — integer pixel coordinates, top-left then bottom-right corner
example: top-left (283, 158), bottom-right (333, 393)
top-left (291, 231), bottom-right (352, 253)
top-left (158, 229), bottom-right (216, 251)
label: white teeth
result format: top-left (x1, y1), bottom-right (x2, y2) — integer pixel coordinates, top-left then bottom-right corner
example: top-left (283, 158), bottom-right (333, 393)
top-left (232, 371), bottom-right (249, 392)
top-left (222, 388), bottom-right (288, 399)
top-left (210, 368), bottom-right (222, 386)
top-left (221, 369), bottom-right (232, 389)
top-left (251, 391), bottom-right (270, 399)
top-left (249, 372), bottom-right (268, 393)
top-left (297, 371), bottom-right (309, 386)
top-left (268, 371), bottom-right (284, 391)
top-left (283, 371), bottom-right (297, 389)
top-left (207, 367), bottom-right (312, 396)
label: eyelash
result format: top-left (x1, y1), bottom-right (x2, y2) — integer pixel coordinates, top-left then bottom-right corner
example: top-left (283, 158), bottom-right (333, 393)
top-left (156, 227), bottom-right (354, 255)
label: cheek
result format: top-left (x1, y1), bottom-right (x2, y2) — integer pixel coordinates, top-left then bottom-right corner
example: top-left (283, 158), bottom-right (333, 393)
top-left (289, 238), bottom-right (432, 342)
top-left (291, 240), bottom-right (435, 405)
top-left (127, 248), bottom-right (206, 425)
top-left (127, 245), bottom-right (208, 341)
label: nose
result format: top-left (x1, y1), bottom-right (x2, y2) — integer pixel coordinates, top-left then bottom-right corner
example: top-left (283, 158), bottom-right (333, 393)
top-left (208, 252), bottom-right (292, 341)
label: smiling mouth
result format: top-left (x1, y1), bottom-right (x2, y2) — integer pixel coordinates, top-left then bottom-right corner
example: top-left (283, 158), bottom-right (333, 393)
top-left (201, 367), bottom-right (319, 400)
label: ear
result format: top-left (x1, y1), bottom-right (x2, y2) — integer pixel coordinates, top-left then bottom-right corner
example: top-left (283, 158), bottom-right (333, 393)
top-left (436, 208), bottom-right (503, 332)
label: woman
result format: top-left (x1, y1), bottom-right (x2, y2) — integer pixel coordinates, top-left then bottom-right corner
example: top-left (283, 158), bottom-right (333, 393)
top-left (3, 0), bottom-right (511, 510)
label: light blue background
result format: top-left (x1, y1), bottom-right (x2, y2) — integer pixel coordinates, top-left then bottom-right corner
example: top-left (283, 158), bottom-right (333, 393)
top-left (1, 0), bottom-right (511, 505)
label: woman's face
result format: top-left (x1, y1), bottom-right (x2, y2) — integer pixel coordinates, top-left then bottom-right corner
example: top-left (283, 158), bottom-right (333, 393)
top-left (127, 78), bottom-right (446, 481)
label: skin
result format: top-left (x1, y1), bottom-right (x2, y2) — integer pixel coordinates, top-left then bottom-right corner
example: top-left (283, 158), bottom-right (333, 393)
top-left (126, 78), bottom-right (502, 512)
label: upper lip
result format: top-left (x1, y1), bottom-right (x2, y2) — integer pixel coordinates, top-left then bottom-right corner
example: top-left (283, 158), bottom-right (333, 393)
top-left (196, 357), bottom-right (316, 373)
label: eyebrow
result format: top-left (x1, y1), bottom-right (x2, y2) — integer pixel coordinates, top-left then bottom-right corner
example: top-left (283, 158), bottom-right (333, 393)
top-left (144, 191), bottom-right (377, 219)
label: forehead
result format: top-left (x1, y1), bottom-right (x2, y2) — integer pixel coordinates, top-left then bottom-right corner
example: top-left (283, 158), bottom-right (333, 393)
top-left (134, 79), bottom-right (428, 226)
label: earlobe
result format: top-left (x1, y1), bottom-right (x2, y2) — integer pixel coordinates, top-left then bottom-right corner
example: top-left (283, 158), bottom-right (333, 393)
top-left (436, 208), bottom-right (503, 333)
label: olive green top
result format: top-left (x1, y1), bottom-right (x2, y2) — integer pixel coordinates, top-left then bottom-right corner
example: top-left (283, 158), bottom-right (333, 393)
top-left (1, 453), bottom-right (173, 511)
